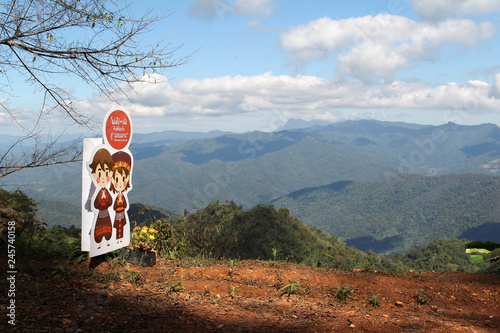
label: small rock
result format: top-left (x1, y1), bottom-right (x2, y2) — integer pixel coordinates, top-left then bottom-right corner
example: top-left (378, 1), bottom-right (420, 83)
top-left (395, 301), bottom-right (404, 307)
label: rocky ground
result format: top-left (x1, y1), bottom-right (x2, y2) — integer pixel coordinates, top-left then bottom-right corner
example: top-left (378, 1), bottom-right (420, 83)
top-left (2, 256), bottom-right (500, 332)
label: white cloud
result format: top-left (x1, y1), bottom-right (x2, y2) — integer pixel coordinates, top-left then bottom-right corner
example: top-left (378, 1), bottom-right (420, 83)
top-left (189, 0), bottom-right (225, 20)
top-left (493, 73), bottom-right (500, 97)
top-left (5, 72), bottom-right (500, 134)
top-left (189, 0), bottom-right (277, 20)
top-left (280, 14), bottom-right (496, 82)
top-left (409, 0), bottom-right (500, 21)
top-left (233, 0), bottom-right (277, 18)
top-left (74, 73), bottom-right (500, 130)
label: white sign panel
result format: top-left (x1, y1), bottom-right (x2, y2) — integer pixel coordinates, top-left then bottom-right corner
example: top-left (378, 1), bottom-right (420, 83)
top-left (82, 109), bottom-right (134, 257)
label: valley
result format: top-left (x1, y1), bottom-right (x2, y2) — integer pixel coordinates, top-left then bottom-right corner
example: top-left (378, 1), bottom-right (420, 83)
top-left (4, 119), bottom-right (500, 255)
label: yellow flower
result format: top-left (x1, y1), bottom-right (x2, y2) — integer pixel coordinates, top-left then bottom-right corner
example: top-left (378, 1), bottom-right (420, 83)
top-left (130, 224), bottom-right (158, 251)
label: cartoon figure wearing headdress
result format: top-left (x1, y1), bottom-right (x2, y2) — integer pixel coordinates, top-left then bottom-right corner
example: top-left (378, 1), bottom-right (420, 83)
top-left (110, 151), bottom-right (132, 243)
top-left (89, 148), bottom-right (114, 249)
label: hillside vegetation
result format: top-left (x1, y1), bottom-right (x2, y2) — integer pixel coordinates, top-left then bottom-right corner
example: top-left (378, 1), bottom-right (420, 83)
top-left (271, 173), bottom-right (500, 255)
top-left (3, 120), bottom-right (500, 259)
top-left (2, 188), bottom-right (491, 273)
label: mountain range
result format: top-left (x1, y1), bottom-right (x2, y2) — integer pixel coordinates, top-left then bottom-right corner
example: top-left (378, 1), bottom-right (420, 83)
top-left (3, 119), bottom-right (500, 254)
top-left (270, 173), bottom-right (500, 254)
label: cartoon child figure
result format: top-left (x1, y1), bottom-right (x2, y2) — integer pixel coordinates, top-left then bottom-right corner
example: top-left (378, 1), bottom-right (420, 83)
top-left (89, 148), bottom-right (114, 249)
top-left (110, 151), bottom-right (132, 243)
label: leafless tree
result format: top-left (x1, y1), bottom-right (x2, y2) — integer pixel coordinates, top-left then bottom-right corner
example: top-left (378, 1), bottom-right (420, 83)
top-left (0, 0), bottom-right (189, 179)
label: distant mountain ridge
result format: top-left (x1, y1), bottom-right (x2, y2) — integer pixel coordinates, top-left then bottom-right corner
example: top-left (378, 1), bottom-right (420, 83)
top-left (275, 118), bottom-right (333, 131)
top-left (3, 119), bottom-right (500, 255)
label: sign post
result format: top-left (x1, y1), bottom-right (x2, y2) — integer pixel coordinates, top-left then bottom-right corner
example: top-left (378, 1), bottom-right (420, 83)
top-left (82, 109), bottom-right (134, 258)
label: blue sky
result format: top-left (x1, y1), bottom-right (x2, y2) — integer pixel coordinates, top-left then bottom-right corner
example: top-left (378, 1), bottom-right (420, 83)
top-left (3, 0), bottom-right (500, 135)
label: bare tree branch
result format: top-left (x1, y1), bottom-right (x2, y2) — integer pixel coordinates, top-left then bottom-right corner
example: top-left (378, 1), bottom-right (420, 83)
top-left (0, 130), bottom-right (82, 178)
top-left (0, 0), bottom-right (190, 179)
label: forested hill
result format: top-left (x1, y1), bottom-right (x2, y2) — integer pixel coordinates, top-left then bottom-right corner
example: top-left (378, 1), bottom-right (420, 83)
top-left (5, 120), bottom-right (500, 227)
top-left (270, 173), bottom-right (500, 255)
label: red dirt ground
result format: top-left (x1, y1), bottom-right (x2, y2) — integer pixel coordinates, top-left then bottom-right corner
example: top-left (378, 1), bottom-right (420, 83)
top-left (2, 257), bottom-right (500, 332)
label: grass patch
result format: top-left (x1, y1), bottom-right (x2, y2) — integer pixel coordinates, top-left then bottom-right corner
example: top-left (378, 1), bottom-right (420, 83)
top-left (333, 286), bottom-right (354, 302)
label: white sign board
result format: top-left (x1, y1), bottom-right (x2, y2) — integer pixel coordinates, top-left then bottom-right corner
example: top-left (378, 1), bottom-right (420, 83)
top-left (82, 109), bottom-right (134, 257)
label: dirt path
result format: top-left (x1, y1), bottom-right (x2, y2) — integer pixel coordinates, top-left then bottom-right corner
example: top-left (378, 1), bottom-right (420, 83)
top-left (3, 258), bottom-right (500, 332)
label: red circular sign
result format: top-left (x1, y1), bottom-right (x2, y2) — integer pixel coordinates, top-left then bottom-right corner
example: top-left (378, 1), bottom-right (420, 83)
top-left (104, 110), bottom-right (132, 150)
